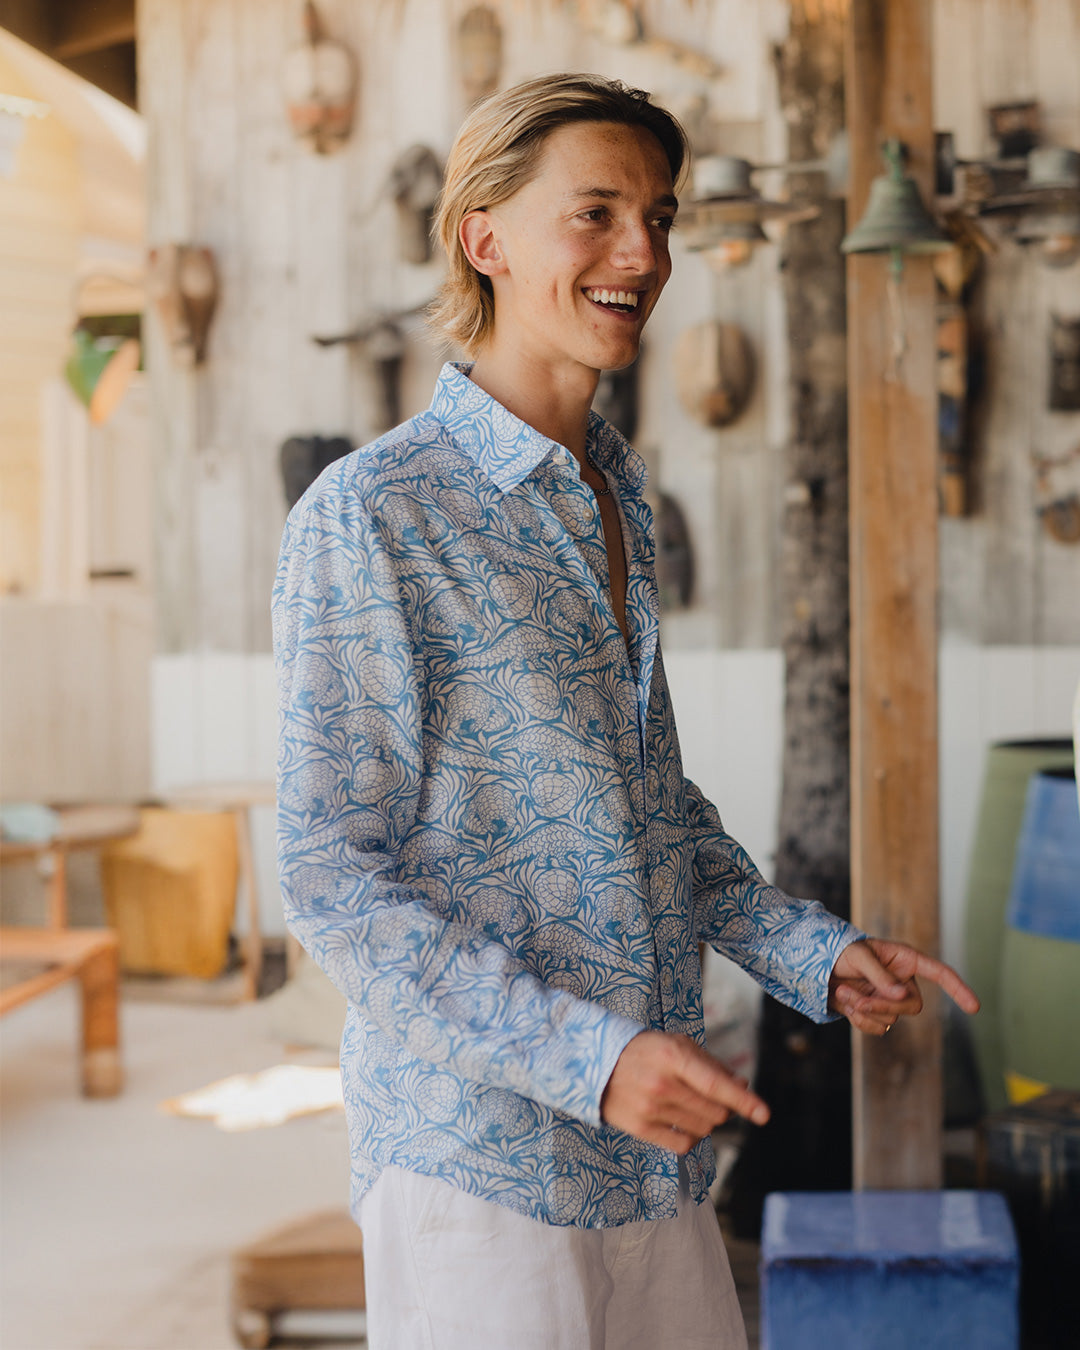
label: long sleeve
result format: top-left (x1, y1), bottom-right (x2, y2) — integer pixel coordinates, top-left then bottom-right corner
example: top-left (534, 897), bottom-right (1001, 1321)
top-left (682, 778), bottom-right (862, 1023)
top-left (273, 486), bottom-right (641, 1127)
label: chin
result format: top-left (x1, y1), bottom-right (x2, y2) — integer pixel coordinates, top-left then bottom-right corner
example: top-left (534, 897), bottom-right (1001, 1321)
top-left (585, 338), bottom-right (643, 372)
top-left (599, 351), bottom-right (641, 372)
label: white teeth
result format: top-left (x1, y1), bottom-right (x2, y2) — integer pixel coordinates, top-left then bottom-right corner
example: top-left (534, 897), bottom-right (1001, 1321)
top-left (586, 288), bottom-right (640, 308)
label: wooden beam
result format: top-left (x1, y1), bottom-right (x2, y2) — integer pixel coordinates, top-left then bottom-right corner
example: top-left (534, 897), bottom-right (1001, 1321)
top-left (845, 0), bottom-right (943, 1189)
top-left (50, 0), bottom-right (136, 60)
top-left (59, 44), bottom-right (137, 109)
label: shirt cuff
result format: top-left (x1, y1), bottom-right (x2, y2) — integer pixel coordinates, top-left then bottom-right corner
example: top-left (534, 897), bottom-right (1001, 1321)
top-left (541, 999), bottom-right (644, 1128)
top-left (805, 914), bottom-right (867, 1023)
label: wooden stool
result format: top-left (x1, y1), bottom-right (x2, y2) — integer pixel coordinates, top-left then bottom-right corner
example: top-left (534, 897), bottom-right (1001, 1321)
top-left (230, 1209), bottom-right (365, 1349)
top-left (0, 926), bottom-right (122, 1096)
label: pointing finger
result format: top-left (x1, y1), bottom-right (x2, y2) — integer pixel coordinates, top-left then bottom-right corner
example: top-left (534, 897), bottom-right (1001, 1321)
top-left (911, 953), bottom-right (980, 1014)
top-left (678, 1045), bottom-right (770, 1126)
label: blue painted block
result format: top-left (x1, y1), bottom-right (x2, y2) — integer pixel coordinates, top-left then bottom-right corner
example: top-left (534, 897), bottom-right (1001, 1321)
top-left (760, 1191), bottom-right (1019, 1350)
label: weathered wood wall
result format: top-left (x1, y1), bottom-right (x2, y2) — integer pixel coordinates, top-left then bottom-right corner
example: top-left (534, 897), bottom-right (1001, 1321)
top-left (933, 0), bottom-right (1080, 644)
top-left (140, 0), bottom-right (1080, 659)
top-left (138, 0), bottom-right (797, 655)
top-left (139, 0), bottom-right (1080, 946)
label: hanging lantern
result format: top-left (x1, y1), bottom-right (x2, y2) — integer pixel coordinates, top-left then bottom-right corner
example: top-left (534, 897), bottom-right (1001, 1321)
top-left (679, 156), bottom-right (817, 270)
top-left (282, 1), bottom-right (358, 155)
top-left (842, 139), bottom-right (951, 272)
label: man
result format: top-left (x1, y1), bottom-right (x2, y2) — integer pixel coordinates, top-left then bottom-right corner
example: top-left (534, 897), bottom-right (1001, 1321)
top-left (274, 73), bottom-right (978, 1349)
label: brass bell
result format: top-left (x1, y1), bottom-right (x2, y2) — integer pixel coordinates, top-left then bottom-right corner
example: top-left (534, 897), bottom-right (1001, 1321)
top-left (842, 139), bottom-right (951, 258)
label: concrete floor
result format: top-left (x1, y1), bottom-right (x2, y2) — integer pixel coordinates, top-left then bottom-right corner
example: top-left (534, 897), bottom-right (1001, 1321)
top-left (1, 980), bottom-right (761, 1350)
top-left (0, 981), bottom-right (361, 1350)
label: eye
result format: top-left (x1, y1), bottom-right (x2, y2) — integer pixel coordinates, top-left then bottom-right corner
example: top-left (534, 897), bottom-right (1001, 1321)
top-left (578, 207), bottom-right (610, 223)
top-left (652, 214), bottom-right (677, 233)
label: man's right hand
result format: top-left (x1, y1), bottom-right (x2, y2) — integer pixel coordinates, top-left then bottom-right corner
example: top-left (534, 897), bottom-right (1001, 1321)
top-left (600, 1031), bottom-right (770, 1154)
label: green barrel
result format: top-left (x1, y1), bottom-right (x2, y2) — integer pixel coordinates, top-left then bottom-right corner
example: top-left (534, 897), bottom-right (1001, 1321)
top-left (963, 740), bottom-right (1074, 1112)
top-left (1000, 767), bottom-right (1080, 1098)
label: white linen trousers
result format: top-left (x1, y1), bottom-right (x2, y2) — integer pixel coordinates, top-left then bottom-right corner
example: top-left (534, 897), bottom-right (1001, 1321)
top-left (359, 1163), bottom-right (748, 1349)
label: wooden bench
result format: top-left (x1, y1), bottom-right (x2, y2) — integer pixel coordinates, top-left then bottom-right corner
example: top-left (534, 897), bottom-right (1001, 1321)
top-left (0, 804), bottom-right (134, 1097)
top-left (0, 926), bottom-right (123, 1096)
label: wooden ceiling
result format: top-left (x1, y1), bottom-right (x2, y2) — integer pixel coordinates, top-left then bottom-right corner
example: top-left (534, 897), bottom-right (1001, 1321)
top-left (0, 0), bottom-right (136, 107)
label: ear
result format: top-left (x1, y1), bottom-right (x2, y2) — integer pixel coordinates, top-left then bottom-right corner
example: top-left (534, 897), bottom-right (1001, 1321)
top-left (460, 210), bottom-right (507, 277)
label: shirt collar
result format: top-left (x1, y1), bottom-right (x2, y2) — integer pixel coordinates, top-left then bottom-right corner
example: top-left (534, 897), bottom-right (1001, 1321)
top-left (430, 362), bottom-right (647, 499)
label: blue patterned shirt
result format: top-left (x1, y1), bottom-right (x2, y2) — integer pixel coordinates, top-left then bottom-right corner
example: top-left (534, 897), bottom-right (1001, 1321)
top-left (273, 362), bottom-right (861, 1229)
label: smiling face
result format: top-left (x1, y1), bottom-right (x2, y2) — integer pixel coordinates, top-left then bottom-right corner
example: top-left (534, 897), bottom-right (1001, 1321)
top-left (463, 120), bottom-right (677, 384)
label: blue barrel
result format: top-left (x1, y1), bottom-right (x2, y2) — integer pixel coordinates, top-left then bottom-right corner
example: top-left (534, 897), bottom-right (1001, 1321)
top-left (1000, 768), bottom-right (1080, 1098)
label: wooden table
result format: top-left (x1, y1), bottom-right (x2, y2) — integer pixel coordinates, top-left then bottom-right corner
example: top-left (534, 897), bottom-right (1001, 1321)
top-left (161, 782), bottom-right (276, 1001)
top-left (0, 804), bottom-right (138, 1097)
top-left (0, 804), bottom-right (140, 927)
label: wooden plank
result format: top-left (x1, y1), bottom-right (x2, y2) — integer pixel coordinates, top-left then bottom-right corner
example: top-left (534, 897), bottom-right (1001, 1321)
top-left (1032, 0), bottom-right (1080, 146)
top-left (931, 0), bottom-right (983, 159)
top-left (188, 0), bottom-right (247, 654)
top-left (974, 0), bottom-right (1035, 120)
top-left (138, 0), bottom-right (198, 654)
top-left (237, 0), bottom-right (295, 655)
top-left (846, 0), bottom-right (943, 1190)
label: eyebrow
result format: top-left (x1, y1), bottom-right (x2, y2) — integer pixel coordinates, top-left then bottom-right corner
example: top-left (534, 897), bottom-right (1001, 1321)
top-left (567, 187), bottom-right (679, 210)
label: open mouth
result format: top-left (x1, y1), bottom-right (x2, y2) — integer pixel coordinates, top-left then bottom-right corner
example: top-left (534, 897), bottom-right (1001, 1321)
top-left (583, 287), bottom-right (641, 315)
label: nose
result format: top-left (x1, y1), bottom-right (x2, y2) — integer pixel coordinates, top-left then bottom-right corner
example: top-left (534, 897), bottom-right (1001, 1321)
top-left (609, 218), bottom-right (664, 276)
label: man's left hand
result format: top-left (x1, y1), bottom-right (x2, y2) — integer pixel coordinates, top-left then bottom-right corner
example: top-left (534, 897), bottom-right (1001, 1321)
top-left (828, 938), bottom-right (980, 1036)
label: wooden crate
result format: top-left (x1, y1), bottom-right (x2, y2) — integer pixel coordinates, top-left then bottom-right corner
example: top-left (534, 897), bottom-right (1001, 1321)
top-left (230, 1209), bottom-right (365, 1349)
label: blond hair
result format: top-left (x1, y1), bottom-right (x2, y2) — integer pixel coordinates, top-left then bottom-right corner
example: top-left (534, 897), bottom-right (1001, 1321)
top-left (429, 73), bottom-right (688, 355)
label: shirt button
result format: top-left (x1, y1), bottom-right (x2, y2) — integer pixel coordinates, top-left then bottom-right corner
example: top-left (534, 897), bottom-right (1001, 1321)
top-left (661, 969), bottom-right (673, 994)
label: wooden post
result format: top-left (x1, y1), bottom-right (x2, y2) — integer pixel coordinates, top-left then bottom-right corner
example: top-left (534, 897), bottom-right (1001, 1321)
top-left (845, 0), bottom-right (943, 1189)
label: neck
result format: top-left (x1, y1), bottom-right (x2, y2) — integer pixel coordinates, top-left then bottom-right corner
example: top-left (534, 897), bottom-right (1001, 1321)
top-left (467, 346), bottom-right (598, 461)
